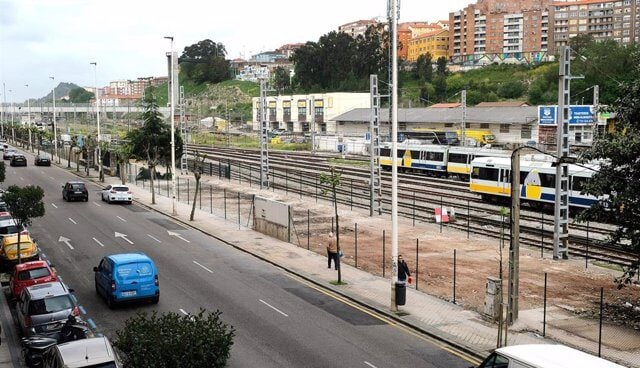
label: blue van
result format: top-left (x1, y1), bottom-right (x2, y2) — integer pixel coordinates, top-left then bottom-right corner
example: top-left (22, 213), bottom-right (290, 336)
top-left (93, 253), bottom-right (159, 308)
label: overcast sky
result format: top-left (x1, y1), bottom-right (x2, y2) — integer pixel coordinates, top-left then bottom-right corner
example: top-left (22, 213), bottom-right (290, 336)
top-left (0, 0), bottom-right (470, 102)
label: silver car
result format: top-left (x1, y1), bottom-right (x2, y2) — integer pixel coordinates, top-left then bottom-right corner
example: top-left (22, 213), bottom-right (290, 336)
top-left (44, 337), bottom-right (122, 368)
top-left (16, 282), bottom-right (78, 338)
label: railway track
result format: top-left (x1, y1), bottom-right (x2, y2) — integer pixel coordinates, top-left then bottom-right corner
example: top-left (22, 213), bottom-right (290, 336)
top-left (186, 145), bottom-right (638, 268)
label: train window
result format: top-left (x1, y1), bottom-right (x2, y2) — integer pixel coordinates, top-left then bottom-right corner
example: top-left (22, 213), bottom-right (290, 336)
top-left (410, 150), bottom-right (420, 159)
top-left (471, 167), bottom-right (480, 179)
top-left (572, 176), bottom-right (588, 192)
top-left (426, 152), bottom-right (444, 161)
top-left (449, 153), bottom-right (468, 164)
top-left (477, 167), bottom-right (499, 181)
top-left (501, 169), bottom-right (511, 183)
top-left (540, 173), bottom-right (556, 188)
top-left (380, 148), bottom-right (391, 157)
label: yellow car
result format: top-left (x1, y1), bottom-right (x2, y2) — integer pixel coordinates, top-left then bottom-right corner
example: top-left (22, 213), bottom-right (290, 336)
top-left (1, 234), bottom-right (40, 264)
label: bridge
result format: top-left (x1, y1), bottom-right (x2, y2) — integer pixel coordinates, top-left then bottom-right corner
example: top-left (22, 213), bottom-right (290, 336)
top-left (0, 103), bottom-right (171, 121)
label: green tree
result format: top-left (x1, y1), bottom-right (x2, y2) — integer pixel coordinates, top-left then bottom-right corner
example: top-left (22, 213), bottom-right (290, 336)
top-left (435, 56), bottom-right (448, 75)
top-left (115, 309), bottom-right (234, 368)
top-left (578, 54), bottom-right (640, 287)
top-left (3, 185), bottom-right (45, 263)
top-left (273, 66), bottom-right (291, 94)
top-left (497, 80), bottom-right (526, 99)
top-left (189, 151), bottom-right (207, 221)
top-left (433, 74), bottom-right (447, 102)
top-left (180, 39), bottom-right (231, 84)
top-left (414, 53), bottom-right (433, 82)
top-left (68, 87), bottom-right (94, 103)
top-left (320, 166), bottom-right (344, 284)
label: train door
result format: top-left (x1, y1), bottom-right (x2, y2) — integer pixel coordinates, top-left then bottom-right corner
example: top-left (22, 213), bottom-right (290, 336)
top-left (499, 167), bottom-right (511, 195)
top-left (403, 149), bottom-right (412, 170)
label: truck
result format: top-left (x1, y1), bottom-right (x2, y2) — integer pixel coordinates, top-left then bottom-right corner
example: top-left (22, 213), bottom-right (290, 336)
top-left (456, 129), bottom-right (495, 146)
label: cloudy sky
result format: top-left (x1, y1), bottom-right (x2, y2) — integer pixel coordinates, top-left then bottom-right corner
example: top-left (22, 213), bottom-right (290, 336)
top-left (0, 0), bottom-right (469, 102)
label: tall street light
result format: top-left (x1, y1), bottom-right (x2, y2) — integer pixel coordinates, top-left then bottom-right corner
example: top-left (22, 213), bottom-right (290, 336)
top-left (165, 36), bottom-right (177, 216)
top-left (50, 76), bottom-right (59, 163)
top-left (90, 62), bottom-right (103, 181)
top-left (25, 84), bottom-right (31, 151)
top-left (1, 82), bottom-right (5, 137)
top-left (9, 89), bottom-right (14, 142)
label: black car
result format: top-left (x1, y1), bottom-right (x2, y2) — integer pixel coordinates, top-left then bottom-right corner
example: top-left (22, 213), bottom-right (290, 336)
top-left (34, 154), bottom-right (51, 166)
top-left (62, 181), bottom-right (88, 202)
top-left (10, 154), bottom-right (27, 167)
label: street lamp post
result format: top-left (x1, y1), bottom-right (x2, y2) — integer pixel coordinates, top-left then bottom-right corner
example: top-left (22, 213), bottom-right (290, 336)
top-left (50, 77), bottom-right (59, 162)
top-left (90, 62), bottom-right (103, 181)
top-left (165, 36), bottom-right (177, 216)
top-left (25, 84), bottom-right (32, 151)
top-left (1, 82), bottom-right (5, 138)
top-left (9, 89), bottom-right (15, 142)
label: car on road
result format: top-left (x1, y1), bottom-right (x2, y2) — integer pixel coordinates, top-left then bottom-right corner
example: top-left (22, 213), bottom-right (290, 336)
top-left (0, 217), bottom-right (29, 238)
top-left (3, 148), bottom-right (17, 160)
top-left (16, 281), bottom-right (79, 338)
top-left (62, 181), bottom-right (88, 202)
top-left (0, 211), bottom-right (12, 221)
top-left (10, 154), bottom-right (27, 166)
top-left (44, 336), bottom-right (122, 368)
top-left (94, 252), bottom-right (159, 308)
top-left (0, 233), bottom-right (39, 266)
top-left (101, 184), bottom-right (132, 204)
top-left (34, 154), bottom-right (51, 166)
top-left (9, 260), bottom-right (57, 299)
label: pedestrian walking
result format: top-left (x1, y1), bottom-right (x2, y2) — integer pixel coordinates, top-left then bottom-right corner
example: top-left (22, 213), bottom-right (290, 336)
top-left (326, 232), bottom-right (339, 270)
top-left (397, 255), bottom-right (411, 284)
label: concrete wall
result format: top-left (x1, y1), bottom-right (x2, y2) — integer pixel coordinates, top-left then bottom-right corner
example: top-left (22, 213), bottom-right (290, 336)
top-left (252, 197), bottom-right (291, 242)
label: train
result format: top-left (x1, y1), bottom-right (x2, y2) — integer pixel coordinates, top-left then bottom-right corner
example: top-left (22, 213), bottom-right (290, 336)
top-left (469, 155), bottom-right (600, 209)
top-left (379, 141), bottom-right (510, 179)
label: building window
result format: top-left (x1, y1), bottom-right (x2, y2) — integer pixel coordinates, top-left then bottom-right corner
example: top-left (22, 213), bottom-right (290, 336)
top-left (500, 124), bottom-right (510, 133)
top-left (480, 123), bottom-right (490, 129)
top-left (521, 124), bottom-right (532, 139)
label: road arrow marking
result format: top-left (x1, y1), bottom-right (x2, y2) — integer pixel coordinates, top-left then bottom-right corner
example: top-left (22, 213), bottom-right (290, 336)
top-left (92, 237), bottom-right (105, 247)
top-left (51, 203), bottom-right (58, 209)
top-left (147, 234), bottom-right (161, 243)
top-left (116, 216), bottom-right (126, 222)
top-left (68, 218), bottom-right (77, 224)
top-left (168, 230), bottom-right (190, 243)
top-left (49, 176), bottom-right (55, 181)
top-left (115, 232), bottom-right (134, 244)
top-left (58, 236), bottom-right (74, 250)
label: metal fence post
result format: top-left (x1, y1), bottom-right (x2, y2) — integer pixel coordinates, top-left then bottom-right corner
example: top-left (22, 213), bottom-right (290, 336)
top-left (210, 185), bottom-right (213, 214)
top-left (285, 169), bottom-right (288, 195)
top-left (187, 179), bottom-right (190, 204)
top-left (355, 223), bottom-right (358, 268)
top-left (332, 217), bottom-right (334, 233)
top-left (177, 178), bottom-right (180, 202)
top-left (543, 272), bottom-right (548, 337)
top-left (541, 211), bottom-right (544, 258)
top-left (412, 191), bottom-right (416, 226)
top-left (466, 199), bottom-right (470, 238)
top-left (224, 188), bottom-right (227, 219)
top-left (307, 209), bottom-right (310, 250)
top-left (350, 178), bottom-right (353, 210)
top-left (415, 239), bottom-right (419, 290)
top-left (299, 172), bottom-right (302, 199)
top-left (598, 287), bottom-right (604, 357)
top-left (382, 230), bottom-right (386, 277)
top-left (315, 175), bottom-right (318, 203)
top-left (199, 182), bottom-right (202, 209)
top-left (586, 221), bottom-right (590, 269)
top-left (453, 249), bottom-right (457, 304)
top-left (440, 196), bottom-right (443, 233)
top-left (237, 192), bottom-right (240, 229)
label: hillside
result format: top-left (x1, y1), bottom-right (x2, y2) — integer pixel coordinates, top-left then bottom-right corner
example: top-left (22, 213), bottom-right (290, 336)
top-left (36, 82), bottom-right (83, 103)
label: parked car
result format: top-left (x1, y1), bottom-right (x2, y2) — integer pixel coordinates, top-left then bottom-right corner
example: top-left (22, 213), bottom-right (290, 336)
top-left (3, 148), bottom-right (17, 160)
top-left (0, 211), bottom-right (12, 221)
top-left (44, 336), bottom-right (122, 368)
top-left (0, 217), bottom-right (29, 238)
top-left (476, 344), bottom-right (625, 368)
top-left (10, 154), bottom-right (27, 167)
top-left (94, 253), bottom-right (159, 308)
top-left (9, 260), bottom-right (57, 299)
top-left (16, 281), bottom-right (79, 338)
top-left (0, 233), bottom-right (39, 265)
top-left (62, 181), bottom-right (88, 202)
top-left (101, 184), bottom-right (132, 204)
top-left (34, 154), bottom-right (51, 166)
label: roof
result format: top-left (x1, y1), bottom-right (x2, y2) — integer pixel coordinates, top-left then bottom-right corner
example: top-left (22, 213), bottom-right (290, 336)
top-left (57, 337), bottom-right (118, 367)
top-left (15, 260), bottom-right (49, 271)
top-left (495, 344), bottom-right (625, 368)
top-left (429, 103), bottom-right (461, 108)
top-left (26, 281), bottom-right (68, 298)
top-left (476, 101), bottom-right (530, 107)
top-left (412, 29), bottom-right (448, 40)
top-left (332, 106), bottom-right (539, 125)
top-left (3, 233), bottom-right (33, 243)
top-left (108, 252), bottom-right (152, 264)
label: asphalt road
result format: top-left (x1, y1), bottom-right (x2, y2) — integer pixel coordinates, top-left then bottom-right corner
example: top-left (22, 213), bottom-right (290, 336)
top-left (2, 149), bottom-right (472, 368)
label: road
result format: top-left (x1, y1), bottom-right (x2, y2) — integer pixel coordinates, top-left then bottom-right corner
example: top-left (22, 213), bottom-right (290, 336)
top-left (2, 150), bottom-right (472, 368)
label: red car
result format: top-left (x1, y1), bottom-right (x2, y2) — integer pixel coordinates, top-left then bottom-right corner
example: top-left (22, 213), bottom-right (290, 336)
top-left (9, 260), bottom-right (57, 299)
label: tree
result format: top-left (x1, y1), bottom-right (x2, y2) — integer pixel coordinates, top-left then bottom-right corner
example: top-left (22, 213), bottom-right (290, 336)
top-left (68, 88), bottom-right (94, 103)
top-left (67, 135), bottom-right (77, 169)
top-left (190, 151), bottom-right (207, 221)
top-left (414, 53), bottom-right (433, 82)
top-left (435, 56), bottom-right (448, 75)
top-left (3, 185), bottom-right (45, 263)
top-left (577, 53), bottom-right (640, 287)
top-left (320, 167), bottom-right (344, 284)
top-left (497, 80), bottom-right (525, 99)
top-left (180, 39), bottom-right (231, 84)
top-left (273, 67), bottom-right (291, 93)
top-left (114, 309), bottom-right (234, 368)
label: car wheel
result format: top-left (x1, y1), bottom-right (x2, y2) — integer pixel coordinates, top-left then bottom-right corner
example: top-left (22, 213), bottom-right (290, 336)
top-left (101, 194), bottom-right (105, 202)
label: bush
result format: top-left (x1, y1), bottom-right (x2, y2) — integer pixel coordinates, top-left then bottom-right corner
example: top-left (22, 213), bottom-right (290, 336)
top-left (115, 310), bottom-right (235, 368)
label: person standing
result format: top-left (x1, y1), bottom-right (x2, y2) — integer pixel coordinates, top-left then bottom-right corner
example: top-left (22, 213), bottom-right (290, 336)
top-left (326, 232), bottom-right (338, 270)
top-left (398, 255), bottom-right (411, 284)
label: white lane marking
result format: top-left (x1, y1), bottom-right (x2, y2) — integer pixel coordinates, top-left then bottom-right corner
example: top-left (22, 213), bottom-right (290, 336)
top-left (147, 234), bottom-right (162, 243)
top-left (179, 309), bottom-right (189, 316)
top-left (58, 236), bottom-right (74, 250)
top-left (51, 203), bottom-right (58, 209)
top-left (116, 216), bottom-right (126, 222)
top-left (20, 177), bottom-right (24, 181)
top-left (167, 230), bottom-right (190, 243)
top-left (259, 299), bottom-right (289, 317)
top-left (193, 261), bottom-right (213, 273)
top-left (40, 171), bottom-right (45, 174)
top-left (68, 218), bottom-right (77, 224)
top-left (364, 362), bottom-right (378, 368)
top-left (114, 232), bottom-right (134, 244)
top-left (92, 238), bottom-right (105, 247)
top-left (93, 202), bottom-right (101, 207)
top-left (49, 176), bottom-right (55, 181)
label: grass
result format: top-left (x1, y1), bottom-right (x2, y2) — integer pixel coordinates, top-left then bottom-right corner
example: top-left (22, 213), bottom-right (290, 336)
top-left (592, 261), bottom-right (624, 272)
top-left (328, 158), bottom-right (369, 168)
top-left (329, 280), bottom-right (348, 286)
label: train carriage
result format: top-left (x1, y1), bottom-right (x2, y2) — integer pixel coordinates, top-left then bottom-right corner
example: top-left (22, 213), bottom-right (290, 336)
top-left (379, 142), bottom-right (448, 176)
top-left (447, 146), bottom-right (510, 179)
top-left (469, 156), bottom-right (600, 209)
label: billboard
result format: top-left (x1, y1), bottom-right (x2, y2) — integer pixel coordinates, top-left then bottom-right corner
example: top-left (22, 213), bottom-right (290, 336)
top-left (538, 105), bottom-right (596, 125)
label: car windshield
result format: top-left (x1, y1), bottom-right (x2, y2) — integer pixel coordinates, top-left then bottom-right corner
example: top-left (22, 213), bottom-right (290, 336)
top-left (71, 184), bottom-right (85, 190)
top-left (0, 225), bottom-right (20, 235)
top-left (28, 295), bottom-right (73, 315)
top-left (18, 267), bottom-right (51, 280)
top-left (113, 187), bottom-right (129, 192)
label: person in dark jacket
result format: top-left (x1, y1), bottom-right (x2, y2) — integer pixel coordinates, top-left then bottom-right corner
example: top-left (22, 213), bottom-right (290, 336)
top-left (398, 255), bottom-right (411, 284)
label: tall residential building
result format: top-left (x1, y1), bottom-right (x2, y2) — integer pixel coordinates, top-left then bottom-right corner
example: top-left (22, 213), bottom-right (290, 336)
top-left (399, 22), bottom-right (446, 60)
top-left (337, 19), bottom-right (380, 38)
top-left (549, 0), bottom-right (640, 52)
top-left (408, 29), bottom-right (450, 62)
top-left (449, 0), bottom-right (552, 66)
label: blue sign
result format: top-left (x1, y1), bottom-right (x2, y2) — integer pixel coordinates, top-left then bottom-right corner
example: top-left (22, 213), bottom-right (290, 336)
top-left (538, 105), bottom-right (596, 125)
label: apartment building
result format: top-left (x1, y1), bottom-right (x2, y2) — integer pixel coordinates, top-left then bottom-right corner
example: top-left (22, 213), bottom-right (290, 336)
top-left (337, 19), bottom-right (380, 38)
top-left (407, 29), bottom-right (450, 62)
top-left (549, 0), bottom-right (640, 52)
top-left (399, 22), bottom-right (446, 59)
top-left (449, 0), bottom-right (552, 66)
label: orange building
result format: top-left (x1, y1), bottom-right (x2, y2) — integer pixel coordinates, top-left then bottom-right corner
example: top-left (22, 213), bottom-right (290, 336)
top-left (398, 22), bottom-right (446, 60)
top-left (407, 29), bottom-right (450, 62)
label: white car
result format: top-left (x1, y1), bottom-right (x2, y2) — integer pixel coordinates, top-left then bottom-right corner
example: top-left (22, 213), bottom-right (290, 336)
top-left (101, 185), bottom-right (132, 204)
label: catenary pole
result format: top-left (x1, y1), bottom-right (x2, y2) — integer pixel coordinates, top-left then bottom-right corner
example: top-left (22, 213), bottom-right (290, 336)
top-left (390, 0), bottom-right (399, 312)
top-left (165, 36), bottom-right (177, 215)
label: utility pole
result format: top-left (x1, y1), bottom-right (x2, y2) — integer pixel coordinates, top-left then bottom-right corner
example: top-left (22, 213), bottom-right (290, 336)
top-left (90, 62), bottom-right (103, 181)
top-left (554, 46), bottom-right (571, 260)
top-left (1, 82), bottom-right (5, 137)
top-left (165, 36), bottom-right (177, 216)
top-left (310, 96), bottom-right (315, 152)
top-left (49, 78), bottom-right (58, 163)
top-left (461, 90), bottom-right (467, 146)
top-left (508, 149), bottom-right (521, 324)
top-left (592, 85), bottom-right (599, 142)
top-left (369, 75), bottom-right (382, 216)
top-left (25, 84), bottom-right (31, 151)
top-left (389, 0), bottom-right (399, 312)
top-left (259, 78), bottom-right (269, 189)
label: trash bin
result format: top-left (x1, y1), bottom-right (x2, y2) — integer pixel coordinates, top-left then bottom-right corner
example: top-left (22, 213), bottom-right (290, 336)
top-left (395, 282), bottom-right (406, 306)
